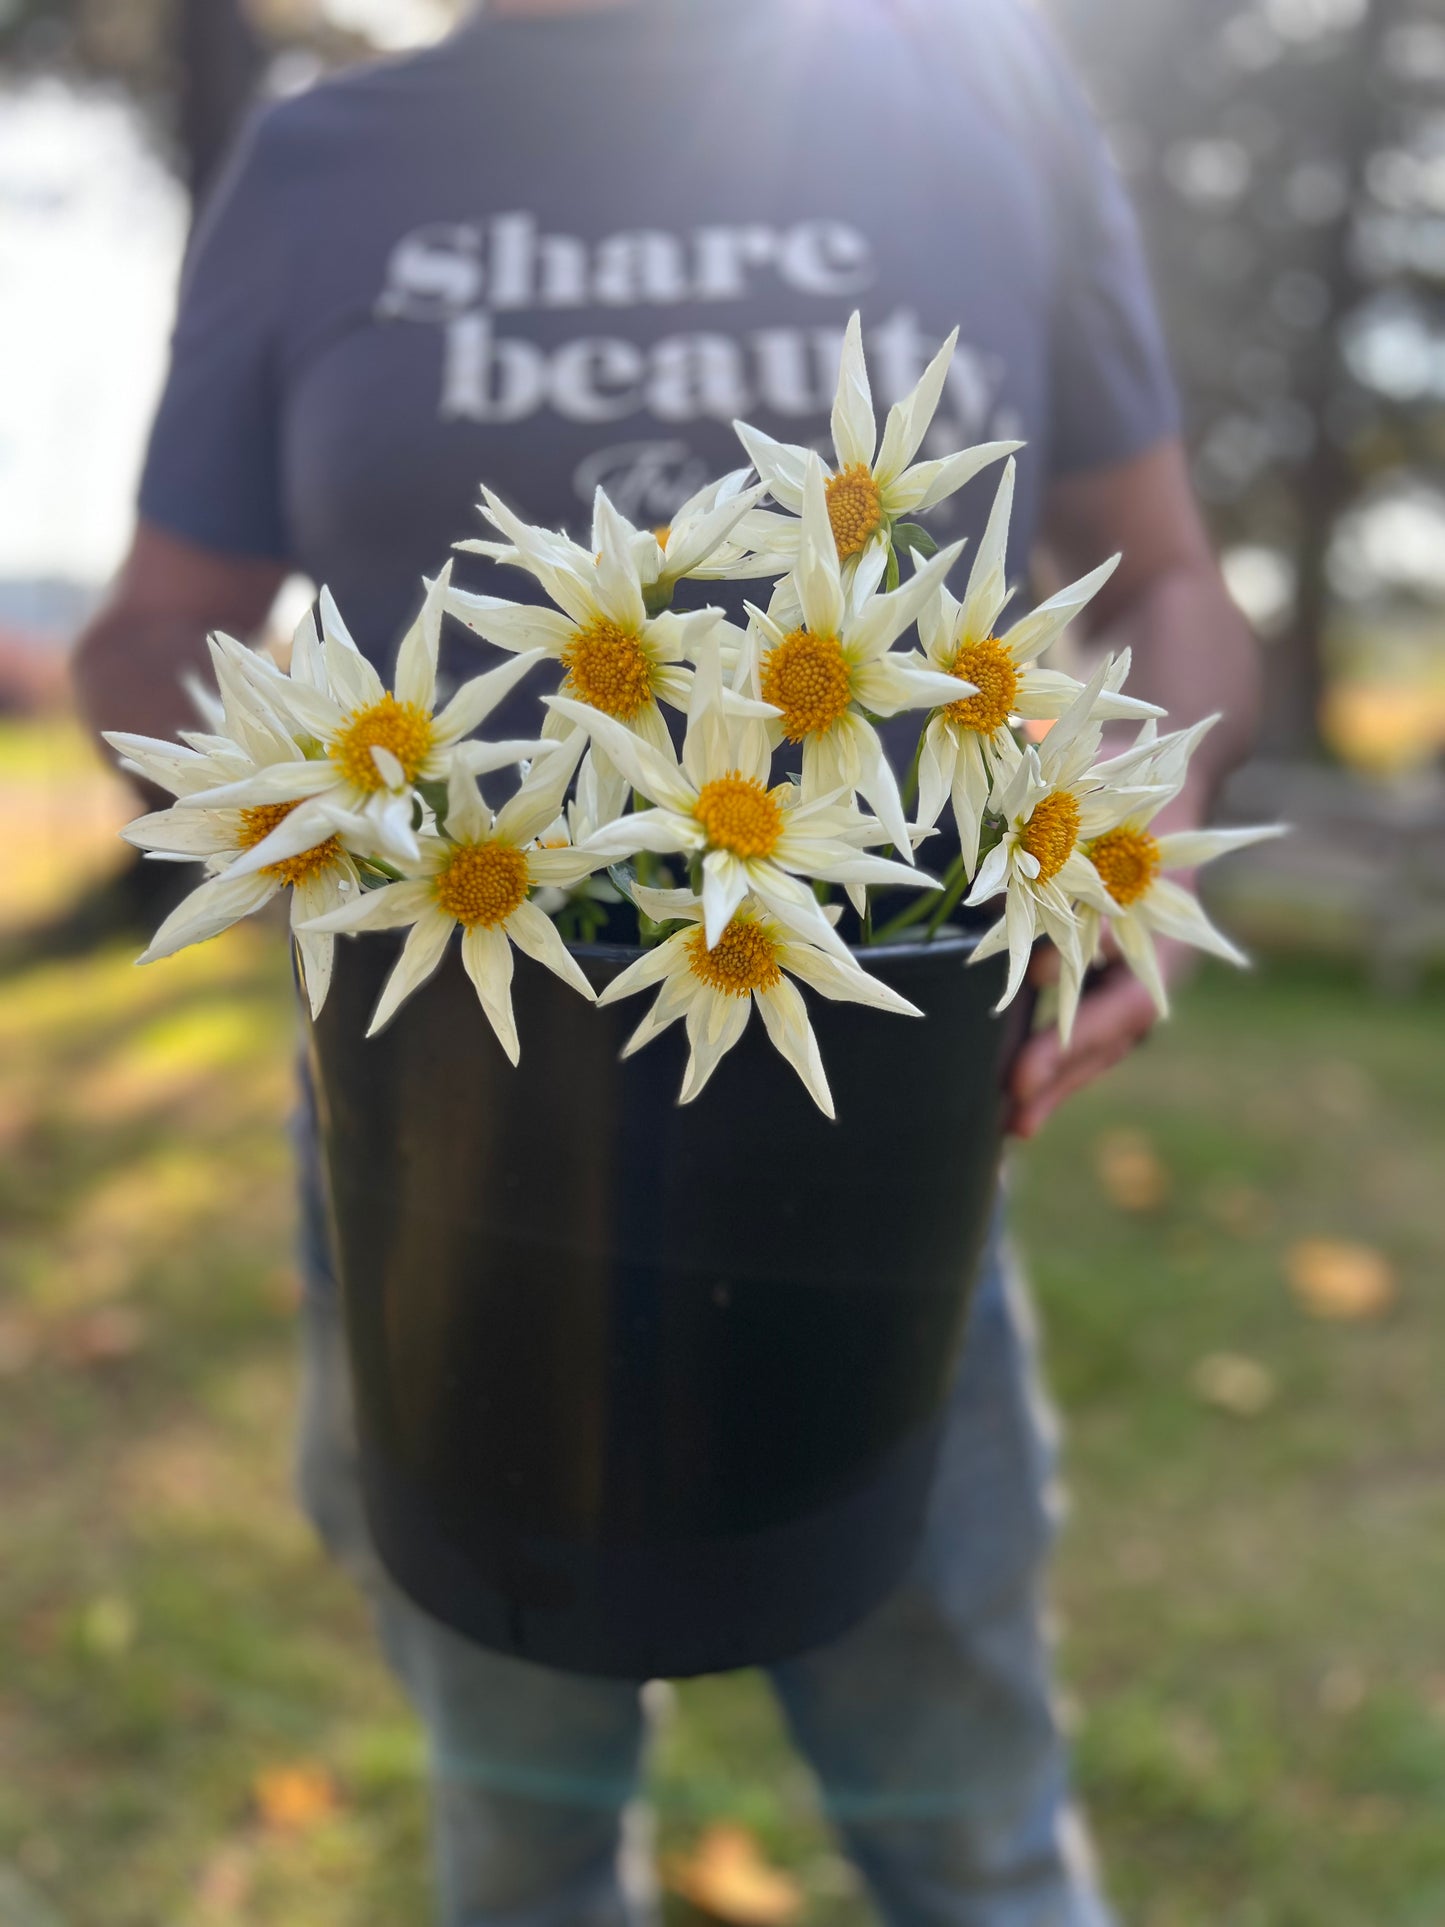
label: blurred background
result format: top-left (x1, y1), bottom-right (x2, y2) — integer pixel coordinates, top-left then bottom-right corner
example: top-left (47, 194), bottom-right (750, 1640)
top-left (0, 3), bottom-right (1441, 1924)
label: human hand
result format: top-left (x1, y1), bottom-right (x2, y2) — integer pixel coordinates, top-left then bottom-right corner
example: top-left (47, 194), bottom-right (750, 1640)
top-left (1005, 932), bottom-right (1194, 1141)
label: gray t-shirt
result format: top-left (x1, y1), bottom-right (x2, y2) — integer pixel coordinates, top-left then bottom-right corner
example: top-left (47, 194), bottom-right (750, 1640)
top-left (140, 0), bottom-right (1177, 703)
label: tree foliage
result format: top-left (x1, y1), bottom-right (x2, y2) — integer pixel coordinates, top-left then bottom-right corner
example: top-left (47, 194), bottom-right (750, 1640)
top-left (1049, 0), bottom-right (1445, 749)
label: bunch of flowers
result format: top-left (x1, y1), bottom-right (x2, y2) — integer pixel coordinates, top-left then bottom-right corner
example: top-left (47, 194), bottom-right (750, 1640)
top-left (111, 314), bottom-right (1280, 1118)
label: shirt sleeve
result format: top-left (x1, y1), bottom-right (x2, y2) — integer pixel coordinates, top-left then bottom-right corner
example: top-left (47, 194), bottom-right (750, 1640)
top-left (137, 103), bottom-right (294, 561)
top-left (1020, 9), bottom-right (1181, 477)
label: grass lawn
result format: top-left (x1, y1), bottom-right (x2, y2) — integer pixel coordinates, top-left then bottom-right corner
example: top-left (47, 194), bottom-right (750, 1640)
top-left (1, 726), bottom-right (1442, 1925)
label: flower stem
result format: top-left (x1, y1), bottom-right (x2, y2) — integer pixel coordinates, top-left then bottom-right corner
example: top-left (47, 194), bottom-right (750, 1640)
top-left (870, 883), bottom-right (948, 946)
top-left (900, 730), bottom-right (925, 816)
top-left (925, 852), bottom-right (974, 937)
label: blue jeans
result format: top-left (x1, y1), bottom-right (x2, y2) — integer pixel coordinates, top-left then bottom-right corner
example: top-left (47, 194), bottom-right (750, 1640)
top-left (296, 1216), bottom-right (1113, 1927)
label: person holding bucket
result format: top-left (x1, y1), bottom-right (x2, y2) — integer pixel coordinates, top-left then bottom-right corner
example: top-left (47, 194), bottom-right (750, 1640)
top-left (74, 0), bottom-right (1260, 1920)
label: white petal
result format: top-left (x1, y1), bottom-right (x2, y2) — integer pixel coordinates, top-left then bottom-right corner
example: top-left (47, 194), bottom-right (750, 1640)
top-left (293, 926), bottom-right (335, 1019)
top-left (104, 733), bottom-right (215, 798)
top-left (796, 454), bottom-right (845, 639)
top-left (777, 941), bottom-right (922, 1016)
top-left (845, 538), bottom-right (965, 660)
top-left (628, 884), bottom-right (704, 925)
top-left (506, 897), bottom-right (596, 1002)
top-left (950, 738), bottom-right (994, 877)
top-left (621, 967), bottom-right (694, 1057)
top-left (997, 883), bottom-right (1039, 1009)
top-left (394, 563), bottom-right (451, 711)
top-left (957, 458), bottom-right (1015, 644)
top-left (444, 588), bottom-right (576, 657)
top-left (583, 808), bottom-right (695, 861)
top-left (746, 866), bottom-right (854, 962)
top-left (679, 990), bottom-right (751, 1104)
top-left (850, 719), bottom-right (912, 856)
top-left (966, 837), bottom-right (1012, 905)
top-left (755, 978), bottom-right (834, 1118)
top-left (732, 421), bottom-right (809, 512)
top-left (183, 760), bottom-right (336, 810)
top-left (660, 481), bottom-right (769, 579)
top-left (370, 744), bottom-right (405, 791)
top-left (873, 326), bottom-right (957, 486)
top-left (451, 736), bottom-right (556, 779)
top-left (598, 941), bottom-right (684, 1005)
top-left (138, 868), bottom-right (277, 963)
top-left (700, 850), bottom-right (749, 948)
top-left (456, 922), bottom-right (520, 1062)
top-left (320, 589), bottom-right (385, 710)
top-left (434, 647), bottom-right (550, 744)
top-left (492, 730), bottom-right (586, 846)
top-left (1143, 876), bottom-right (1251, 965)
top-left (289, 603), bottom-right (326, 691)
top-left (527, 845), bottom-right (608, 887)
top-left (829, 310), bottom-right (876, 470)
top-left (1113, 911), bottom-right (1170, 1019)
top-left (591, 490), bottom-right (649, 631)
top-left (220, 795), bottom-right (351, 881)
top-left (298, 878), bottom-right (435, 934)
top-left (1155, 824), bottom-right (1286, 870)
top-left (546, 694), bottom-right (693, 813)
top-left (477, 486), bottom-right (596, 626)
top-left (915, 715), bottom-right (958, 834)
top-left (885, 439), bottom-right (1023, 515)
top-left (1002, 552), bottom-right (1119, 665)
top-left (123, 806), bottom-right (239, 858)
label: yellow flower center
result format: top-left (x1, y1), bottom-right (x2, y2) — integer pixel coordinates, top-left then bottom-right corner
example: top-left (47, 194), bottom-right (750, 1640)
top-left (693, 773), bottom-right (785, 859)
top-left (686, 917), bottom-right (783, 997)
top-left (759, 628), bottom-right (854, 742)
top-left (825, 462), bottom-right (884, 561)
top-left (943, 636), bottom-right (1019, 734)
top-left (1086, 827), bottom-right (1161, 907)
top-left (433, 841), bottom-right (531, 928)
top-left (562, 616), bottom-right (654, 721)
top-left (1019, 789), bottom-right (1082, 884)
top-left (237, 801), bottom-right (342, 887)
top-left (330, 694), bottom-right (434, 793)
top-left (653, 524), bottom-right (672, 548)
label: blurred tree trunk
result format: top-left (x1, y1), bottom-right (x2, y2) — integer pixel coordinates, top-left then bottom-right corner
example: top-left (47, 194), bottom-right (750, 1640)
top-left (1259, 0), bottom-right (1395, 759)
top-left (176, 0), bottom-right (266, 210)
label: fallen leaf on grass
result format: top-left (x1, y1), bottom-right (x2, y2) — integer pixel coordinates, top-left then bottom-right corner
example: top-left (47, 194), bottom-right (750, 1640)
top-left (665, 1825), bottom-right (804, 1925)
top-left (195, 1843), bottom-right (253, 1915)
top-left (1094, 1130), bottom-right (1169, 1212)
top-left (54, 1304), bottom-right (148, 1365)
top-left (0, 1309), bottom-right (41, 1377)
top-left (253, 1762), bottom-right (339, 1833)
top-left (1285, 1240), bottom-right (1396, 1321)
top-left (1192, 1352), bottom-right (1277, 1417)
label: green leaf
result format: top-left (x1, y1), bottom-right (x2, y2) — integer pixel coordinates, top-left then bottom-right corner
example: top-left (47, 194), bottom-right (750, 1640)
top-left (892, 521), bottom-right (938, 560)
top-left (416, 778), bottom-right (450, 831)
top-left (884, 544), bottom-right (901, 595)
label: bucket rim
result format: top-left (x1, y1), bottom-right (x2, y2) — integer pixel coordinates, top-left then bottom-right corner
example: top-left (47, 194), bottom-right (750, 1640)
top-left (563, 926), bottom-right (983, 966)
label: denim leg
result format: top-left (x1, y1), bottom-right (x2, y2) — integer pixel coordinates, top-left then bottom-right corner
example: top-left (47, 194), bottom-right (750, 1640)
top-left (767, 1227), bottom-right (1113, 1927)
top-left (294, 1283), bottom-right (653, 1927)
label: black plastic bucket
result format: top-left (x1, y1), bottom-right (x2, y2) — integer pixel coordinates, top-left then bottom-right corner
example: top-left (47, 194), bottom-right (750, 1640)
top-left (303, 930), bottom-right (1027, 1678)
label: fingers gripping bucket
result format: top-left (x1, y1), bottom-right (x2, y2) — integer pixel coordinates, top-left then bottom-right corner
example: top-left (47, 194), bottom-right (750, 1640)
top-left (303, 931), bottom-right (1025, 1679)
